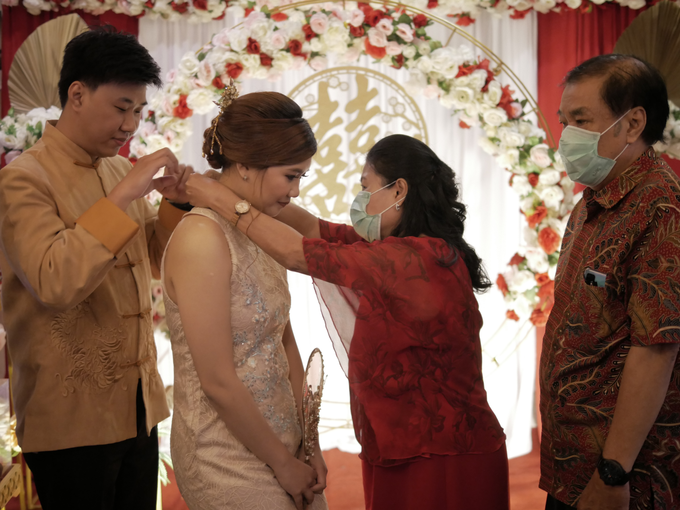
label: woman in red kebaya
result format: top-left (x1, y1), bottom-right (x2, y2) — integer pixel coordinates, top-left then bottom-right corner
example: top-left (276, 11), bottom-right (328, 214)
top-left (186, 134), bottom-right (509, 510)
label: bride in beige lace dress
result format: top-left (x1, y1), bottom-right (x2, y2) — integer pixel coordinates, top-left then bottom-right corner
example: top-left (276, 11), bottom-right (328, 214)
top-left (161, 90), bottom-right (328, 510)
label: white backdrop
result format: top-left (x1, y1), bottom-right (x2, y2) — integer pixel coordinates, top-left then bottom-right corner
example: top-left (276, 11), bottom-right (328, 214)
top-left (144, 10), bottom-right (539, 459)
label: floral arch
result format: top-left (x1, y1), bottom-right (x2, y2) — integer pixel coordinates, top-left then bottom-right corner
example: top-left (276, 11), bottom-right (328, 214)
top-left (3, 0), bottom-right (680, 325)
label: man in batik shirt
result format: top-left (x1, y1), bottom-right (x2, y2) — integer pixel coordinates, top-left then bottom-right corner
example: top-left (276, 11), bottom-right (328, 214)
top-left (540, 55), bottom-right (680, 510)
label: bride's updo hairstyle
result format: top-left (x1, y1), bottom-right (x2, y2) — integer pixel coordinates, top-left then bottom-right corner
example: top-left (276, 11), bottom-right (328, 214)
top-left (202, 91), bottom-right (317, 170)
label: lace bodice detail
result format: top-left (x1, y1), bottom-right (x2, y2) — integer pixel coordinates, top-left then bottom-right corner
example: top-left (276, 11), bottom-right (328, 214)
top-left (161, 208), bottom-right (326, 510)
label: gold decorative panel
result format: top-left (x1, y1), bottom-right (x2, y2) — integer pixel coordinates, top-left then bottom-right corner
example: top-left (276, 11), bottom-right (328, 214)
top-left (289, 66), bottom-right (428, 222)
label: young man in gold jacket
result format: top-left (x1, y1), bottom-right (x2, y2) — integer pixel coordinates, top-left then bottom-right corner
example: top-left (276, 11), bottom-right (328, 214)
top-left (0, 27), bottom-right (193, 509)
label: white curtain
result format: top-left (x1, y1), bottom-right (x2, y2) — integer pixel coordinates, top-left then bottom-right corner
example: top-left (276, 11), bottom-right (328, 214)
top-left (142, 10), bottom-right (539, 459)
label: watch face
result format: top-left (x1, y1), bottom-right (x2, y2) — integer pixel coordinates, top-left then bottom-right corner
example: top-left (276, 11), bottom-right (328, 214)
top-left (598, 458), bottom-right (628, 486)
top-left (235, 201), bottom-right (250, 214)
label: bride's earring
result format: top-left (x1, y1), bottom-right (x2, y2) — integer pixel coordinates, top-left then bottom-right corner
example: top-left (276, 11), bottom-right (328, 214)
top-left (396, 204), bottom-right (401, 211)
top-left (242, 174), bottom-right (248, 181)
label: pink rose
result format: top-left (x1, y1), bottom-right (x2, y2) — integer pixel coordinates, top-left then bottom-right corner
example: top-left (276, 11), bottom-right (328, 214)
top-left (396, 23), bottom-right (414, 42)
top-left (212, 28), bottom-right (230, 47)
top-left (270, 32), bottom-right (287, 50)
top-left (309, 56), bottom-right (328, 71)
top-left (349, 8), bottom-right (365, 26)
top-left (385, 41), bottom-right (402, 56)
top-left (5, 150), bottom-right (21, 165)
top-left (310, 12), bottom-right (329, 34)
top-left (376, 18), bottom-right (394, 35)
top-left (367, 27), bottom-right (387, 48)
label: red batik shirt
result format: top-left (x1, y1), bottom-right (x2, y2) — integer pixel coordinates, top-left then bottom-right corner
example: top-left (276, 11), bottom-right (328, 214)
top-left (540, 148), bottom-right (680, 508)
top-left (303, 221), bottom-right (505, 466)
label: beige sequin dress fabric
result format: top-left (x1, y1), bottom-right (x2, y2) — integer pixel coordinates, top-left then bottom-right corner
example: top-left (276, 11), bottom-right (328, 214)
top-left (162, 208), bottom-right (328, 510)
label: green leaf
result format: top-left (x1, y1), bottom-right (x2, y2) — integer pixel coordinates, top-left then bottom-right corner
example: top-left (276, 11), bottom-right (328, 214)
top-left (6, 125), bottom-right (16, 136)
top-left (261, 5), bottom-right (270, 14)
top-left (548, 253), bottom-right (560, 265)
top-left (397, 13), bottom-right (412, 24)
top-left (520, 98), bottom-right (528, 108)
top-left (415, 27), bottom-right (427, 37)
top-left (430, 40), bottom-right (442, 51)
top-left (197, 52), bottom-right (207, 62)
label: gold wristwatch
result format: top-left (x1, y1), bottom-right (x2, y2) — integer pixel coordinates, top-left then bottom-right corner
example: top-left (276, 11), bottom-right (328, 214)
top-left (231, 199), bottom-right (251, 226)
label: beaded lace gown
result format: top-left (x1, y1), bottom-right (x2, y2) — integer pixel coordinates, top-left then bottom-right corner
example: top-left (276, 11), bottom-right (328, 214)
top-left (161, 208), bottom-right (328, 510)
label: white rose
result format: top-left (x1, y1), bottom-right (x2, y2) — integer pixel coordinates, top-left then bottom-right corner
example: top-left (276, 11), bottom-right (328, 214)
top-left (468, 69), bottom-right (489, 92)
top-left (484, 80), bottom-right (502, 106)
top-left (396, 23), bottom-right (414, 43)
top-left (538, 168), bottom-right (561, 186)
top-left (402, 45), bottom-right (417, 59)
top-left (273, 51), bottom-right (295, 70)
top-left (144, 134), bottom-right (170, 154)
top-left (482, 108), bottom-right (508, 127)
top-left (196, 60), bottom-right (215, 87)
top-left (186, 89), bottom-right (217, 115)
top-left (368, 28), bottom-right (387, 48)
top-left (310, 12), bottom-right (329, 34)
top-left (507, 269), bottom-right (537, 293)
top-left (405, 70), bottom-right (428, 97)
top-left (530, 143), bottom-right (553, 169)
top-left (309, 38), bottom-right (325, 53)
top-left (309, 56), bottom-right (328, 71)
top-left (479, 137), bottom-right (498, 156)
top-left (349, 9), bottom-right (364, 26)
top-left (130, 139), bottom-right (148, 158)
top-left (511, 175), bottom-right (533, 196)
top-left (524, 226), bottom-right (539, 248)
top-left (533, 0), bottom-right (556, 13)
top-left (339, 45), bottom-right (362, 63)
top-left (178, 53), bottom-right (200, 77)
top-left (452, 86), bottom-right (474, 107)
top-left (498, 127), bottom-right (526, 147)
top-left (564, 0), bottom-right (581, 8)
top-left (241, 53), bottom-right (261, 70)
top-left (416, 39), bottom-right (431, 56)
top-left (429, 47), bottom-right (459, 79)
top-left (385, 41), bottom-right (402, 56)
top-left (376, 18), bottom-right (393, 35)
top-left (539, 185), bottom-right (565, 210)
top-left (228, 29), bottom-right (249, 52)
top-left (249, 20), bottom-right (272, 41)
top-left (520, 194), bottom-right (538, 212)
top-left (423, 84), bottom-right (441, 99)
top-left (321, 23), bottom-right (351, 53)
top-left (525, 247), bottom-right (549, 274)
top-left (416, 56), bottom-right (433, 74)
top-left (496, 148), bottom-right (520, 169)
top-left (624, 0), bottom-right (645, 8)
top-left (514, 294), bottom-right (534, 318)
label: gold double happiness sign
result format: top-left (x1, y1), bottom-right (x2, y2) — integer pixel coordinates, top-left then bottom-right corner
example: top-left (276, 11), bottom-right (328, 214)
top-left (289, 66), bottom-right (428, 222)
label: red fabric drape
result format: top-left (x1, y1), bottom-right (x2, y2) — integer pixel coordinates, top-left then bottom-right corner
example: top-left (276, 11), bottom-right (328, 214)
top-left (537, 4), bottom-right (680, 176)
top-left (1, 5), bottom-right (139, 117)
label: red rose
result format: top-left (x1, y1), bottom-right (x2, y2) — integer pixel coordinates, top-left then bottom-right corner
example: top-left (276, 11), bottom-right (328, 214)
top-left (171, 1), bottom-right (188, 12)
top-left (144, 0), bottom-right (154, 8)
top-left (349, 24), bottom-right (365, 37)
top-left (391, 53), bottom-right (404, 69)
top-left (509, 253), bottom-right (525, 266)
top-left (526, 205), bottom-right (548, 228)
top-left (413, 14), bottom-right (428, 28)
top-left (529, 307), bottom-right (550, 327)
top-left (128, 157), bottom-right (138, 165)
top-left (358, 2), bottom-right (373, 15)
top-left (288, 40), bottom-right (308, 59)
top-left (538, 227), bottom-right (561, 255)
top-left (212, 76), bottom-right (225, 89)
top-left (528, 173), bottom-right (539, 187)
top-left (496, 274), bottom-right (509, 297)
top-left (365, 10), bottom-right (383, 27)
top-left (259, 53), bottom-right (272, 67)
top-left (427, 0), bottom-right (438, 7)
top-left (271, 12), bottom-right (288, 21)
top-left (364, 38), bottom-right (386, 59)
top-left (303, 24), bottom-right (315, 41)
top-left (244, 6), bottom-right (254, 16)
top-left (537, 281), bottom-right (555, 300)
top-left (535, 273), bottom-right (551, 286)
top-left (193, 0), bottom-right (207, 10)
top-left (173, 95), bottom-right (193, 120)
top-left (510, 8), bottom-right (531, 19)
top-left (506, 310), bottom-right (520, 322)
top-left (459, 120), bottom-right (471, 129)
top-left (246, 37), bottom-right (261, 55)
top-left (226, 62), bottom-right (244, 79)
top-left (456, 14), bottom-right (475, 26)
top-left (214, 10), bottom-right (225, 20)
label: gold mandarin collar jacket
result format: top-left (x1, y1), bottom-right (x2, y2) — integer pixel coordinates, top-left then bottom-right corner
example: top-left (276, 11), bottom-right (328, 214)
top-left (0, 122), bottom-right (182, 452)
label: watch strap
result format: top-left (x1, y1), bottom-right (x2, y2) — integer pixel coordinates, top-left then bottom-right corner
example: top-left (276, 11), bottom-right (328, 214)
top-left (597, 456), bottom-right (631, 486)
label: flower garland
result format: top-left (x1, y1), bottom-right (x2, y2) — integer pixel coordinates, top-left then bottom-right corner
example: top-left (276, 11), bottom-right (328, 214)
top-left (654, 101), bottom-right (680, 160)
top-left (2, 0), bottom-right (650, 25)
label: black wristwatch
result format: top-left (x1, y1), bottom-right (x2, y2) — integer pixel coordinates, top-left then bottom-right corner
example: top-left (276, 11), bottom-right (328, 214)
top-left (597, 456), bottom-right (631, 486)
top-left (167, 200), bottom-right (194, 212)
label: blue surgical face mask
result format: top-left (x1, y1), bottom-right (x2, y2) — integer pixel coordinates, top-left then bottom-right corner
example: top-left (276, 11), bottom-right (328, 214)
top-left (557, 110), bottom-right (630, 188)
top-left (350, 181), bottom-right (404, 242)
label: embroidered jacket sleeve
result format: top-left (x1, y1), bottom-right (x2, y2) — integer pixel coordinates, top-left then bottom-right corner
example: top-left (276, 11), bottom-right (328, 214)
top-left (0, 158), bottom-right (139, 311)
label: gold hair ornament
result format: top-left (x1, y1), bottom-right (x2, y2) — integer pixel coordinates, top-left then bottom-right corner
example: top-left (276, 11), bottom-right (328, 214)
top-left (203, 80), bottom-right (239, 158)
